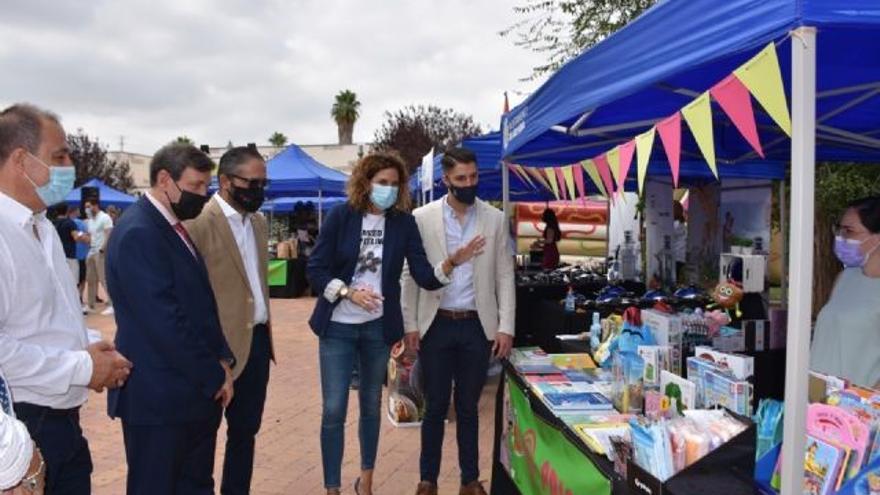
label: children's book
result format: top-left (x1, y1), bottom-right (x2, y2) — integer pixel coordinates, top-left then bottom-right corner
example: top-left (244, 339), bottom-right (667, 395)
top-left (770, 434), bottom-right (847, 495)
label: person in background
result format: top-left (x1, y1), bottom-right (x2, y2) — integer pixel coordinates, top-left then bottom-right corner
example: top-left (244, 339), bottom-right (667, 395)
top-left (186, 146), bottom-right (274, 495)
top-left (307, 151), bottom-right (483, 495)
top-left (811, 196), bottom-right (880, 388)
top-left (402, 147), bottom-right (515, 495)
top-left (673, 200), bottom-right (688, 282)
top-left (72, 210), bottom-right (90, 312)
top-left (536, 207), bottom-right (561, 270)
top-left (105, 205), bottom-right (120, 223)
top-left (0, 102), bottom-right (132, 495)
top-left (52, 204), bottom-right (89, 286)
top-left (83, 199), bottom-right (114, 315)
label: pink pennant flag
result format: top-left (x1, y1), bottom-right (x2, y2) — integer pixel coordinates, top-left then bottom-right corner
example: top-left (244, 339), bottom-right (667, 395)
top-left (573, 163), bottom-right (586, 205)
top-left (711, 74), bottom-right (764, 158)
top-left (594, 154), bottom-right (615, 199)
top-left (657, 113), bottom-right (682, 188)
top-left (554, 167), bottom-right (568, 200)
top-left (507, 163), bottom-right (528, 186)
top-left (617, 140), bottom-right (636, 193)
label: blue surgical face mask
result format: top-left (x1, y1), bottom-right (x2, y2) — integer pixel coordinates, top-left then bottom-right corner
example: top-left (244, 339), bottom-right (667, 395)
top-left (370, 184), bottom-right (398, 211)
top-left (25, 153), bottom-right (76, 208)
top-left (834, 235), bottom-right (880, 267)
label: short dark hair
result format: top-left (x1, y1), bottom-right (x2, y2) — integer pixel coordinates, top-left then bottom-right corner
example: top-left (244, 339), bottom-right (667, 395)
top-left (0, 103), bottom-right (61, 164)
top-left (440, 147), bottom-right (477, 173)
top-left (55, 203), bottom-right (69, 216)
top-left (848, 196), bottom-right (880, 233)
top-left (218, 146), bottom-right (264, 178)
top-left (149, 143), bottom-right (214, 186)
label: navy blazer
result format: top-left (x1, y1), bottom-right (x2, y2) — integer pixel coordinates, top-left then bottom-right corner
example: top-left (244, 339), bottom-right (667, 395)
top-left (105, 197), bottom-right (233, 425)
top-left (307, 203), bottom-right (443, 344)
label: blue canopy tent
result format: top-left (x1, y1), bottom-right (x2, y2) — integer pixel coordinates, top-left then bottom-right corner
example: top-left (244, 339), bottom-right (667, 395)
top-left (65, 178), bottom-right (137, 208)
top-left (500, 0), bottom-right (880, 491)
top-left (261, 196), bottom-right (347, 214)
top-left (263, 144), bottom-right (349, 225)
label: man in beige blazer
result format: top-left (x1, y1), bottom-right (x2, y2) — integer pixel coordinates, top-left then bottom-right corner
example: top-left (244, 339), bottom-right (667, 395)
top-left (186, 146), bottom-right (274, 495)
top-left (401, 147), bottom-right (515, 495)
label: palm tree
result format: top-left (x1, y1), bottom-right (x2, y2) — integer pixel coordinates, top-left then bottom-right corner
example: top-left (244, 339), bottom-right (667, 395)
top-left (175, 135), bottom-right (194, 146)
top-left (269, 132), bottom-right (288, 148)
top-left (331, 90), bottom-right (360, 145)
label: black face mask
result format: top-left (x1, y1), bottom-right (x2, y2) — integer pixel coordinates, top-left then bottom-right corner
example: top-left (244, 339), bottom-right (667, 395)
top-left (230, 185), bottom-right (265, 213)
top-left (167, 181), bottom-right (209, 221)
top-left (449, 184), bottom-right (478, 206)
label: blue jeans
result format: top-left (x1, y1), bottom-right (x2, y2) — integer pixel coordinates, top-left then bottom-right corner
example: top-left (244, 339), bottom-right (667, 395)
top-left (419, 316), bottom-right (491, 485)
top-left (319, 318), bottom-right (390, 489)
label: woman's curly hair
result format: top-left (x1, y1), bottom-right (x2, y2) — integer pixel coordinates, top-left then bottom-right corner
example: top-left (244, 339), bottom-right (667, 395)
top-left (347, 151), bottom-right (412, 213)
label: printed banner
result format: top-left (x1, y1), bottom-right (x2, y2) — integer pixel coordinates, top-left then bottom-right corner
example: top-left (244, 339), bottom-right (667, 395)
top-left (504, 377), bottom-right (611, 495)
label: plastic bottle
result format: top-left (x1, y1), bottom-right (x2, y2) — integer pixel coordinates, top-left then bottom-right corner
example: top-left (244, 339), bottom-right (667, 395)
top-left (590, 312), bottom-right (602, 353)
top-left (564, 286), bottom-right (576, 313)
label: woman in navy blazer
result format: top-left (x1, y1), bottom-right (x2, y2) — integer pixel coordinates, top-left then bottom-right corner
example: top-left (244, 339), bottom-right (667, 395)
top-left (307, 152), bottom-right (483, 495)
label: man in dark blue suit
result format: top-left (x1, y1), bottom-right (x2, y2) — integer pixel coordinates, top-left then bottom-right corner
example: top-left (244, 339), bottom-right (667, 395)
top-left (105, 143), bottom-right (235, 495)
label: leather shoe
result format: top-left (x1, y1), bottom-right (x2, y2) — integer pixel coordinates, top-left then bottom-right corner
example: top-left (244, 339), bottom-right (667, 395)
top-left (415, 481), bottom-right (438, 495)
top-left (459, 480), bottom-right (488, 495)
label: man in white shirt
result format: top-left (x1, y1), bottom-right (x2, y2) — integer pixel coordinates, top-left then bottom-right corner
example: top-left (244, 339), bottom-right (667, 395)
top-left (402, 147), bottom-right (515, 495)
top-left (83, 199), bottom-right (113, 315)
top-left (186, 147), bottom-right (273, 495)
top-left (0, 103), bottom-right (132, 494)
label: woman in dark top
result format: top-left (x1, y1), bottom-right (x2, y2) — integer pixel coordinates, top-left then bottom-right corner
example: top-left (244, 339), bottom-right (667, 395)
top-left (307, 152), bottom-right (483, 495)
top-left (539, 207), bottom-right (561, 269)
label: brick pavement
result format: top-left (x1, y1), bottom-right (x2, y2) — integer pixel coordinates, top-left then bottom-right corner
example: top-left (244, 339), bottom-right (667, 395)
top-left (81, 297), bottom-right (499, 494)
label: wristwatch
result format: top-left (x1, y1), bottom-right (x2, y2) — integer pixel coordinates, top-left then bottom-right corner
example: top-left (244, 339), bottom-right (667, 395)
top-left (338, 285), bottom-right (350, 300)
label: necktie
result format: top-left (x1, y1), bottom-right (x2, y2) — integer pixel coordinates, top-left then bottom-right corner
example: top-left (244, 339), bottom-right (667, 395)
top-left (174, 223), bottom-right (197, 257)
top-left (0, 374), bottom-right (11, 416)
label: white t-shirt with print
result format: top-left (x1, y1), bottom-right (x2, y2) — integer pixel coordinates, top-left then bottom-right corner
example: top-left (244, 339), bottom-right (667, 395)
top-left (331, 213), bottom-right (385, 324)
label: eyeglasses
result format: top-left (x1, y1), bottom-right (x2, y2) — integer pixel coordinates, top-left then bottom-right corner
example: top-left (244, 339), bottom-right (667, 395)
top-left (228, 174), bottom-right (270, 189)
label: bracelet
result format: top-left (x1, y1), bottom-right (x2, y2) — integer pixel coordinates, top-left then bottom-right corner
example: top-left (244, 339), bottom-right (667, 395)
top-left (21, 449), bottom-right (44, 492)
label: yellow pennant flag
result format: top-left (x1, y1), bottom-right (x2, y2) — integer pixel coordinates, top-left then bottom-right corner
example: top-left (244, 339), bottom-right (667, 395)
top-left (734, 42), bottom-right (791, 137)
top-left (543, 167), bottom-right (560, 200)
top-left (607, 146), bottom-right (621, 191)
top-left (581, 160), bottom-right (608, 198)
top-left (515, 164), bottom-right (535, 188)
top-left (681, 91), bottom-right (718, 179)
top-left (561, 165), bottom-right (577, 202)
top-left (635, 128), bottom-right (656, 196)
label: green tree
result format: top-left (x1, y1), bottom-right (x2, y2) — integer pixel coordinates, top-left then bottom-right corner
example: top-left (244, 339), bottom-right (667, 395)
top-left (68, 129), bottom-right (135, 192)
top-left (269, 132), bottom-right (288, 148)
top-left (331, 90), bottom-right (361, 145)
top-left (175, 135), bottom-right (195, 146)
top-left (372, 105), bottom-right (483, 172)
top-left (501, 0), bottom-right (657, 80)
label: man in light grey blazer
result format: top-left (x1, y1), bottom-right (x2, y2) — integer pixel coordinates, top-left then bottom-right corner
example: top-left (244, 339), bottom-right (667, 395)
top-left (402, 147), bottom-right (515, 495)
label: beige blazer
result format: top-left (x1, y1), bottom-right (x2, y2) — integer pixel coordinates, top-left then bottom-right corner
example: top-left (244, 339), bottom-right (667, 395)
top-left (186, 197), bottom-right (274, 379)
top-left (401, 197), bottom-right (516, 341)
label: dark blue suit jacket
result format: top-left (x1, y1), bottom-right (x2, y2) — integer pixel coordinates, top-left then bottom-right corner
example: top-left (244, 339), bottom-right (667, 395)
top-left (307, 203), bottom-right (443, 345)
top-left (106, 197), bottom-right (233, 425)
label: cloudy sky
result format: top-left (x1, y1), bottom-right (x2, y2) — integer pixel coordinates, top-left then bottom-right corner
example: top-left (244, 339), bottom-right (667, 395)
top-left (0, 0), bottom-right (546, 155)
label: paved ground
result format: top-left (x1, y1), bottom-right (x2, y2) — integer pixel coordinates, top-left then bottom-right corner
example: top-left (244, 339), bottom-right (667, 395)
top-left (82, 297), bottom-right (499, 494)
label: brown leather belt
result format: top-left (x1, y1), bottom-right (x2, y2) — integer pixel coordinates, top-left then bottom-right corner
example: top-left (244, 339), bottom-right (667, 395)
top-left (437, 309), bottom-right (479, 320)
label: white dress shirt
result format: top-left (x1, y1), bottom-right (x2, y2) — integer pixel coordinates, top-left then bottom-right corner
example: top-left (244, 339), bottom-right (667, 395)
top-left (0, 372), bottom-right (32, 490)
top-left (0, 192), bottom-right (94, 409)
top-left (439, 196), bottom-right (477, 311)
top-left (215, 194), bottom-right (268, 324)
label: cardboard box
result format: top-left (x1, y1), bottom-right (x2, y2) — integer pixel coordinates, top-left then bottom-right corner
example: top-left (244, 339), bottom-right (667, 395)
top-left (692, 346), bottom-right (754, 380)
top-left (643, 311), bottom-right (684, 376)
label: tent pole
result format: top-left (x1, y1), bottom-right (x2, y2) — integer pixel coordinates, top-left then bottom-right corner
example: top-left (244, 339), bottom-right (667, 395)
top-left (318, 186), bottom-right (323, 231)
top-left (780, 179), bottom-right (788, 308)
top-left (780, 26), bottom-right (816, 495)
